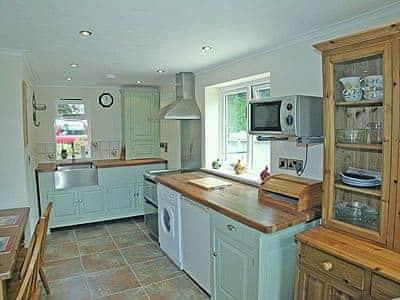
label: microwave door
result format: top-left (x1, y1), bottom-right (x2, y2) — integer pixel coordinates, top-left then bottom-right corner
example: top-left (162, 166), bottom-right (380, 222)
top-left (249, 101), bottom-right (282, 134)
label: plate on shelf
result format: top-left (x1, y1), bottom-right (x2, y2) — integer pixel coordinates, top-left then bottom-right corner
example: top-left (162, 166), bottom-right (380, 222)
top-left (340, 168), bottom-right (382, 188)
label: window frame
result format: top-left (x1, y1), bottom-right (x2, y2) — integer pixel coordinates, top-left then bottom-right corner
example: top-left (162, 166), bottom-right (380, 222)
top-left (54, 98), bottom-right (92, 160)
top-left (219, 79), bottom-right (271, 174)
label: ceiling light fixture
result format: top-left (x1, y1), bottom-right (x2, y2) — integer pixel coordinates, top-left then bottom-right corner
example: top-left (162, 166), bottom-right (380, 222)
top-left (70, 63), bottom-right (79, 67)
top-left (136, 80), bottom-right (143, 84)
top-left (157, 69), bottom-right (165, 73)
top-left (106, 73), bottom-right (116, 79)
top-left (79, 30), bottom-right (93, 37)
top-left (66, 76), bottom-right (72, 81)
top-left (201, 45), bottom-right (213, 51)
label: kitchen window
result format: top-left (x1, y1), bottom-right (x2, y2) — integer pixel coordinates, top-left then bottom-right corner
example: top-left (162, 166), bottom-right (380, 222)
top-left (55, 100), bottom-right (91, 160)
top-left (220, 81), bottom-right (271, 174)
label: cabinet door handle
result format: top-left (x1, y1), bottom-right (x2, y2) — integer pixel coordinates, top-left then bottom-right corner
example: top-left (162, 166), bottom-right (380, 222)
top-left (213, 252), bottom-right (218, 257)
top-left (322, 262), bottom-right (333, 271)
top-left (227, 224), bottom-right (237, 232)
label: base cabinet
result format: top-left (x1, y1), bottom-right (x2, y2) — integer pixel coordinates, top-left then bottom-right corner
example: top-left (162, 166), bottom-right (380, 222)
top-left (210, 210), bottom-right (320, 300)
top-left (38, 163), bottom-right (165, 228)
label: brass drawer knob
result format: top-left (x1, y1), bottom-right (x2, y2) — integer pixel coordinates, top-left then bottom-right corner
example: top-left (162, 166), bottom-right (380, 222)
top-left (322, 262), bottom-right (333, 271)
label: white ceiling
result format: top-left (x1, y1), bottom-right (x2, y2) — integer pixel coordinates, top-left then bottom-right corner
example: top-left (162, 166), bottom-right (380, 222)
top-left (0, 0), bottom-right (398, 86)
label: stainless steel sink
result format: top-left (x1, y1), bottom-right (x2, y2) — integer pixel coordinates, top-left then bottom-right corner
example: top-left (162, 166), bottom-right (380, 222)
top-left (54, 162), bottom-right (98, 190)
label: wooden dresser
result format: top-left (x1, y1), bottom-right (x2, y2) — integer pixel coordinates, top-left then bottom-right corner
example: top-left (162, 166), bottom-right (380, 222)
top-left (294, 22), bottom-right (400, 299)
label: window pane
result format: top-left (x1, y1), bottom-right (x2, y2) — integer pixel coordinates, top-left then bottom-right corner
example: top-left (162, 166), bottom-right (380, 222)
top-left (55, 119), bottom-right (90, 159)
top-left (225, 91), bottom-right (248, 165)
top-left (252, 83), bottom-right (271, 100)
top-left (57, 103), bottom-right (85, 116)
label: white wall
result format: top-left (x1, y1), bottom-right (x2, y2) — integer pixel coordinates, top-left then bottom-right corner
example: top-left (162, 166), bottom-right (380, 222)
top-left (34, 86), bottom-right (121, 144)
top-left (196, 8), bottom-right (400, 180)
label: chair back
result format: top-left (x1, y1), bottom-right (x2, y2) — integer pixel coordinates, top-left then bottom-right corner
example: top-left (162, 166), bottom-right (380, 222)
top-left (20, 202), bottom-right (52, 279)
top-left (14, 219), bottom-right (44, 300)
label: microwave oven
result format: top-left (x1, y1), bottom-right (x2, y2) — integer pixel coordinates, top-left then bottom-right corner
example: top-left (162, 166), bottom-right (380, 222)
top-left (248, 95), bottom-right (323, 137)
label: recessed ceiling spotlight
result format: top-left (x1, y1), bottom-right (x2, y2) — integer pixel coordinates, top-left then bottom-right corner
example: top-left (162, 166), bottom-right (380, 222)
top-left (70, 63), bottom-right (79, 68)
top-left (79, 30), bottom-right (93, 37)
top-left (201, 45), bottom-right (213, 51)
top-left (156, 69), bottom-right (165, 73)
top-left (136, 80), bottom-right (143, 84)
top-left (106, 73), bottom-right (116, 79)
top-left (66, 76), bottom-right (72, 81)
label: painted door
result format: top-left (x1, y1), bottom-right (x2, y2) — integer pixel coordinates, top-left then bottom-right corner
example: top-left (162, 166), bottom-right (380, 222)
top-left (108, 185), bottom-right (136, 216)
top-left (78, 187), bottom-right (107, 220)
top-left (212, 229), bottom-right (256, 300)
top-left (47, 190), bottom-right (79, 226)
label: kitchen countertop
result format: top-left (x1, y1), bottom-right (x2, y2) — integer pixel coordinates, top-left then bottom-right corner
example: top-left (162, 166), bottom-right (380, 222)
top-left (157, 171), bottom-right (320, 233)
top-left (36, 158), bottom-right (167, 172)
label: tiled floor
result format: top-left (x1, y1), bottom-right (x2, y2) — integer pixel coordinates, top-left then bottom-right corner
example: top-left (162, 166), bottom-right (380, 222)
top-left (42, 217), bottom-right (209, 300)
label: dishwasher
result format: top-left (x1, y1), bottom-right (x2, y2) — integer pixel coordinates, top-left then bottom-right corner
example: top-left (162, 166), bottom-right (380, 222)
top-left (181, 196), bottom-right (211, 294)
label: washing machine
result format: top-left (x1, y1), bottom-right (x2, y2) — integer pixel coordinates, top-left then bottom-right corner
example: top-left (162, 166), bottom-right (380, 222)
top-left (157, 183), bottom-right (183, 269)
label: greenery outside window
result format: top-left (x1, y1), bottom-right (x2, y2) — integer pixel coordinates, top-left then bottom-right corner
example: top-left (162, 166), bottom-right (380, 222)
top-left (220, 81), bottom-right (271, 174)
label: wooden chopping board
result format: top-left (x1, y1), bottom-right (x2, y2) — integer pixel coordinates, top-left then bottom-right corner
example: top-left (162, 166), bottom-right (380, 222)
top-left (188, 177), bottom-right (232, 190)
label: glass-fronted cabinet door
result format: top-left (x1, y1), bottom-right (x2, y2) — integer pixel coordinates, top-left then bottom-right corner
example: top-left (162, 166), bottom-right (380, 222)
top-left (323, 41), bottom-right (392, 245)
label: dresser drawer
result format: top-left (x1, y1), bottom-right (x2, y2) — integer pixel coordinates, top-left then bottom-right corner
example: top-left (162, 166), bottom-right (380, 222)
top-left (371, 274), bottom-right (400, 300)
top-left (299, 244), bottom-right (366, 290)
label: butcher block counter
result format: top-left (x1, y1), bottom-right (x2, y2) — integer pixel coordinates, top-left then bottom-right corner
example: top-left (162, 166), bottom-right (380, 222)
top-left (156, 171), bottom-right (320, 233)
top-left (36, 158), bottom-right (167, 172)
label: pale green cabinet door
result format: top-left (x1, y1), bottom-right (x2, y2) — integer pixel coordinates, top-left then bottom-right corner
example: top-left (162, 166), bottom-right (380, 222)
top-left (47, 190), bottom-right (79, 227)
top-left (109, 185), bottom-right (136, 216)
top-left (78, 187), bottom-right (107, 220)
top-left (134, 185), bottom-right (145, 214)
top-left (213, 230), bottom-right (256, 300)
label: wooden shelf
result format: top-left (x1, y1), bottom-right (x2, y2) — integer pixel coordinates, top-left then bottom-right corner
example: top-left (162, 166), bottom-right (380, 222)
top-left (335, 100), bottom-right (383, 107)
top-left (336, 143), bottom-right (382, 151)
top-left (335, 182), bottom-right (382, 198)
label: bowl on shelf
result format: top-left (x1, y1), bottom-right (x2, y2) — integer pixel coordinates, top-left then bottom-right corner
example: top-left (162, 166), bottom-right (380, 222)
top-left (334, 201), bottom-right (365, 221)
top-left (336, 129), bottom-right (369, 144)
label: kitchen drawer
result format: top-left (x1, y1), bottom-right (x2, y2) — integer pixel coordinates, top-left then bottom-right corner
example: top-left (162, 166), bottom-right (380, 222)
top-left (211, 210), bottom-right (259, 250)
top-left (299, 244), bottom-right (366, 290)
top-left (371, 274), bottom-right (400, 299)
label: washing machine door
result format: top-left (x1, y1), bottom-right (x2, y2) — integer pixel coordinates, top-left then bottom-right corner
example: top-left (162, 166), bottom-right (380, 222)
top-left (161, 206), bottom-right (174, 238)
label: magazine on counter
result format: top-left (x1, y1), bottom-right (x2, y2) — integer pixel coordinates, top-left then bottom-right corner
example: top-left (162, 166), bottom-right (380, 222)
top-left (0, 235), bottom-right (15, 253)
top-left (0, 215), bottom-right (21, 227)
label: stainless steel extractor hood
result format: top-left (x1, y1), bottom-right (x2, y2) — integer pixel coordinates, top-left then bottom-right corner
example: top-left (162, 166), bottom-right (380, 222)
top-left (156, 72), bottom-right (201, 120)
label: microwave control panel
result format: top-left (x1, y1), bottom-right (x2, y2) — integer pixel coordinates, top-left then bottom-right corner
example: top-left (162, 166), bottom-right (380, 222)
top-left (280, 99), bottom-right (296, 135)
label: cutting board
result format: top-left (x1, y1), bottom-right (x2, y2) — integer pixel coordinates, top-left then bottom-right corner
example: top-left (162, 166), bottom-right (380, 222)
top-left (188, 177), bottom-right (232, 190)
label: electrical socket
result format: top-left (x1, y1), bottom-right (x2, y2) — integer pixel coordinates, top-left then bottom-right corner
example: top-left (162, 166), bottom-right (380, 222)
top-left (287, 159), bottom-right (304, 171)
top-left (279, 158), bottom-right (288, 169)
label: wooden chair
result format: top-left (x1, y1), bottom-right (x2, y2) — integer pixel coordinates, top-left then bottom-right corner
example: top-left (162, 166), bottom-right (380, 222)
top-left (7, 218), bottom-right (45, 299)
top-left (8, 202), bottom-right (53, 297)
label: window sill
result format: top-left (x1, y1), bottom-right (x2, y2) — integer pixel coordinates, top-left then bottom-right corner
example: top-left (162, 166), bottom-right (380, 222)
top-left (201, 168), bottom-right (261, 187)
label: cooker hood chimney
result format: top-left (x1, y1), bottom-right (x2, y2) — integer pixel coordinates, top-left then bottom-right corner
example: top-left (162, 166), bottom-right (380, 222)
top-left (157, 72), bottom-right (201, 120)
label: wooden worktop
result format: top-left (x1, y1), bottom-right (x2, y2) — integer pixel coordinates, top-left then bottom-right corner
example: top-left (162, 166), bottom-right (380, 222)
top-left (0, 207), bottom-right (29, 280)
top-left (157, 171), bottom-right (320, 233)
top-left (296, 226), bottom-right (400, 283)
top-left (36, 158), bottom-right (167, 172)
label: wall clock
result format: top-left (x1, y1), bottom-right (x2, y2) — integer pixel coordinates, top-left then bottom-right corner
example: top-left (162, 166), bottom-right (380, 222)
top-left (99, 93), bottom-right (114, 108)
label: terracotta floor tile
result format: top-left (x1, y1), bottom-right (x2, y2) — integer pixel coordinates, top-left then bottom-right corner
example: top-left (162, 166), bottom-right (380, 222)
top-left (121, 243), bottom-right (164, 264)
top-left (75, 223), bottom-right (109, 240)
top-left (47, 228), bottom-right (76, 245)
top-left (43, 257), bottom-right (83, 281)
top-left (113, 231), bottom-right (151, 248)
top-left (45, 242), bottom-right (79, 262)
top-left (101, 287), bottom-right (148, 300)
top-left (86, 266), bottom-right (140, 298)
top-left (82, 249), bottom-right (126, 273)
top-left (145, 275), bottom-right (209, 300)
top-left (78, 236), bottom-right (117, 255)
top-left (106, 221), bottom-right (142, 235)
top-left (41, 275), bottom-right (90, 300)
top-left (132, 257), bottom-right (181, 285)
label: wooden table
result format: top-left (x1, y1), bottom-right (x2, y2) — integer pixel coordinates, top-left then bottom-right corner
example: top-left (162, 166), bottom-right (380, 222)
top-left (0, 207), bottom-right (29, 300)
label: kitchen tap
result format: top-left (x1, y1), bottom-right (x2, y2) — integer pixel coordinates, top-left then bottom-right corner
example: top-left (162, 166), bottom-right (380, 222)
top-left (71, 141), bottom-right (75, 162)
